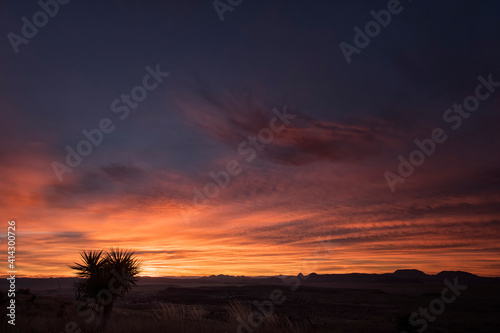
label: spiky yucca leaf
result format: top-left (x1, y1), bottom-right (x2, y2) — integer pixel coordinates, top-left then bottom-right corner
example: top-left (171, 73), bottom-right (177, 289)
top-left (106, 248), bottom-right (141, 296)
top-left (70, 250), bottom-right (107, 278)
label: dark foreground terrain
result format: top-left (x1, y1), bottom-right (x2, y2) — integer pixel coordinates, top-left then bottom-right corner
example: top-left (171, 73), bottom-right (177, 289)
top-left (1, 270), bottom-right (499, 333)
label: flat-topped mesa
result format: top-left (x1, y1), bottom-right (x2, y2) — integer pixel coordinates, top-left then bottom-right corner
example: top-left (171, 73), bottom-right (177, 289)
top-left (393, 269), bottom-right (428, 279)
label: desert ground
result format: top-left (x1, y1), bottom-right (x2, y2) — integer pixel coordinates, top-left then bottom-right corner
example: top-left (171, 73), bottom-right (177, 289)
top-left (1, 272), bottom-right (499, 333)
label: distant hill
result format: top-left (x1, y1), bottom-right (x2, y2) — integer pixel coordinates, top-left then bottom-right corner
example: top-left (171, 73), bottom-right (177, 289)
top-left (137, 269), bottom-right (500, 287)
top-left (197, 270), bottom-right (498, 285)
top-left (393, 269), bottom-right (428, 279)
top-left (2, 270), bottom-right (499, 290)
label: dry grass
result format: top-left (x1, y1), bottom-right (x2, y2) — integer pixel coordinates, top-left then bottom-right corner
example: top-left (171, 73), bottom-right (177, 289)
top-left (1, 295), bottom-right (306, 333)
top-left (153, 302), bottom-right (207, 322)
top-left (225, 300), bottom-right (252, 325)
top-left (225, 300), bottom-right (304, 332)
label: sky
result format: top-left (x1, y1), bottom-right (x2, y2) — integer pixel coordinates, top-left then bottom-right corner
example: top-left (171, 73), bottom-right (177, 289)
top-left (0, 0), bottom-right (499, 278)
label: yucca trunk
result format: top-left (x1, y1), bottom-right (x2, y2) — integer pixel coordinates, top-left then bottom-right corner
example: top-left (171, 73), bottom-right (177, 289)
top-left (97, 303), bottom-right (114, 333)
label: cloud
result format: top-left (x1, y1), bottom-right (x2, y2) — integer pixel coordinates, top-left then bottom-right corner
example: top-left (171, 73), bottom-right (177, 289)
top-left (101, 164), bottom-right (146, 181)
top-left (173, 82), bottom-right (387, 166)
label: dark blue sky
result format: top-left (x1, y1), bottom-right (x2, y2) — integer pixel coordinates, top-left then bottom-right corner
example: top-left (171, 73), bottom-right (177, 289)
top-left (1, 0), bottom-right (500, 276)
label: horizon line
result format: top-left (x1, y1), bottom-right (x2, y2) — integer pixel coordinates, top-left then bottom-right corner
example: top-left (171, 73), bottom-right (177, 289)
top-left (3, 269), bottom-right (499, 279)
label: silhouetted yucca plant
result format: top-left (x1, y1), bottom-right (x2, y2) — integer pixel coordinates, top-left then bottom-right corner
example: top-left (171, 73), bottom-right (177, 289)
top-left (71, 248), bottom-right (141, 332)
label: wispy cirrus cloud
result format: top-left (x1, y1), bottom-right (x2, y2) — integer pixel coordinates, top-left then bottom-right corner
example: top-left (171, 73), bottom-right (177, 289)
top-left (172, 82), bottom-right (389, 166)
